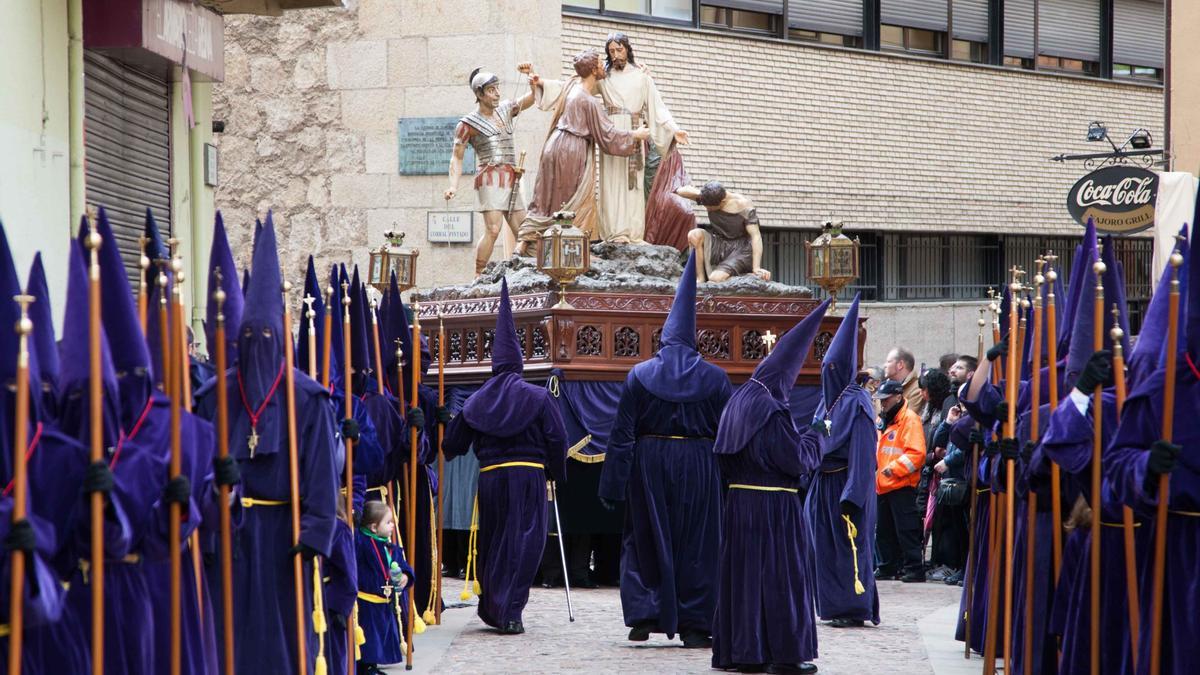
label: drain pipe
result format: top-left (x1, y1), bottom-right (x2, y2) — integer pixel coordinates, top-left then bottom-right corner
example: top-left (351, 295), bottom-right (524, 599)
top-left (68, 0), bottom-right (85, 227)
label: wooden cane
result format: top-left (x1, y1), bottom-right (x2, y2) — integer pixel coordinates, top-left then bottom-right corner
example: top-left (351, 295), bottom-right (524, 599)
top-left (1044, 257), bottom-right (1063, 584)
top-left (1023, 265), bottom-right (1045, 675)
top-left (340, 283), bottom-right (358, 675)
top-left (371, 299), bottom-right (386, 395)
top-left (435, 311), bottom-right (446, 625)
top-left (211, 277), bottom-right (237, 675)
top-left (982, 490), bottom-right (1003, 675)
top-left (171, 259), bottom-right (206, 623)
top-left (137, 237), bottom-right (149, 334)
top-left (963, 310), bottom-right (986, 660)
top-left (1148, 251), bottom-right (1184, 675)
top-left (406, 303), bottom-right (422, 670)
top-left (1111, 312), bottom-right (1140, 667)
top-left (1089, 260), bottom-right (1105, 675)
top-left (165, 260), bottom-right (185, 675)
top-left (7, 295), bottom-right (35, 674)
top-left (1002, 276), bottom-right (1023, 675)
top-left (321, 286), bottom-right (333, 389)
top-left (83, 220), bottom-right (106, 675)
top-left (281, 280), bottom-right (309, 673)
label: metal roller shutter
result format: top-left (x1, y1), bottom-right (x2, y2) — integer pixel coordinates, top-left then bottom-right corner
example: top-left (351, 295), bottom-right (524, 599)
top-left (1114, 0), bottom-right (1163, 67)
top-left (1005, 0), bottom-right (1035, 57)
top-left (952, 0), bottom-right (989, 42)
top-left (1039, 0), bottom-right (1101, 61)
top-left (882, 0), bottom-right (948, 31)
top-left (703, 0), bottom-right (783, 14)
top-left (84, 51), bottom-right (171, 291)
top-left (790, 0), bottom-right (863, 36)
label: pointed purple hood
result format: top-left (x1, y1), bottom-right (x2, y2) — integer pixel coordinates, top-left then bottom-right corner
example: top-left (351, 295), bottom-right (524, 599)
top-left (238, 212), bottom-right (285, 404)
top-left (820, 293), bottom-right (861, 406)
top-left (1129, 225), bottom-right (1189, 389)
top-left (491, 278), bottom-right (523, 375)
top-left (26, 253), bottom-right (58, 395)
top-left (206, 212), bottom-right (244, 365)
top-left (1064, 218), bottom-right (1114, 391)
top-left (296, 256), bottom-right (325, 380)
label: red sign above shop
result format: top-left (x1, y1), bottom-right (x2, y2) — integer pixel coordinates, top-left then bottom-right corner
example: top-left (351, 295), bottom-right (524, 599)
top-left (85, 0), bottom-right (224, 81)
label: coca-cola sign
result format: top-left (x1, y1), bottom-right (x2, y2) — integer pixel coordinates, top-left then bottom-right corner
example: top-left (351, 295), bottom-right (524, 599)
top-left (1066, 166), bottom-right (1157, 234)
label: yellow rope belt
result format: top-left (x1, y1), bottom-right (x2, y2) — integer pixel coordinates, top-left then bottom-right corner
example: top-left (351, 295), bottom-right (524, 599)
top-left (729, 484), bottom-right (798, 494)
top-left (367, 485), bottom-right (389, 497)
top-left (977, 488), bottom-right (991, 495)
top-left (480, 461), bottom-right (544, 473)
top-left (1169, 510), bottom-right (1200, 517)
top-left (241, 497), bottom-right (288, 508)
top-left (842, 514), bottom-right (866, 595)
top-left (821, 466), bottom-right (848, 474)
top-left (1101, 521), bottom-right (1142, 527)
top-left (357, 591), bottom-right (390, 604)
top-left (638, 434), bottom-right (714, 441)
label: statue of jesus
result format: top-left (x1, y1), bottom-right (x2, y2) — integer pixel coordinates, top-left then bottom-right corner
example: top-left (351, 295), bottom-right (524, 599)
top-left (597, 32), bottom-right (689, 244)
top-left (678, 181), bottom-right (771, 283)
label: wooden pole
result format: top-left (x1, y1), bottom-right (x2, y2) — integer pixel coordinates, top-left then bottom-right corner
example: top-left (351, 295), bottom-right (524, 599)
top-left (167, 260), bottom-right (185, 675)
top-left (281, 280), bottom-right (309, 673)
top-left (1111, 312), bottom-right (1140, 667)
top-left (406, 302), bottom-right (421, 670)
top-left (137, 237), bottom-right (149, 334)
top-left (371, 299), bottom-right (386, 396)
top-left (1089, 260), bottom-right (1105, 675)
top-left (340, 282), bottom-right (357, 675)
top-left (1148, 251), bottom-right (1184, 675)
top-left (321, 286), bottom-right (333, 389)
top-left (212, 277), bottom-right (236, 675)
top-left (1002, 275), bottom-right (1023, 675)
top-left (7, 295), bottom-right (35, 674)
top-left (1044, 257), bottom-right (1063, 584)
top-left (982, 288), bottom-right (1004, 675)
top-left (1024, 264), bottom-right (1045, 675)
top-left (435, 311), bottom-right (446, 625)
top-left (84, 220), bottom-right (106, 675)
top-left (963, 310), bottom-right (986, 660)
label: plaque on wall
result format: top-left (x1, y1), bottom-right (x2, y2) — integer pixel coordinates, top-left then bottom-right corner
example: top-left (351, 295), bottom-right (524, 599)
top-left (398, 117), bottom-right (475, 176)
top-left (428, 211), bottom-right (474, 243)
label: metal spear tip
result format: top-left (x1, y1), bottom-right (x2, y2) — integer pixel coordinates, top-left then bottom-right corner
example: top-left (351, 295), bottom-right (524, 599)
top-left (17, 316), bottom-right (33, 335)
top-left (1093, 260), bottom-right (1107, 275)
top-left (978, 318), bottom-right (987, 327)
top-left (214, 288), bottom-right (227, 304)
top-left (1170, 252), bottom-right (1184, 267)
top-left (282, 280), bottom-right (293, 292)
top-left (85, 230), bottom-right (103, 250)
top-left (1034, 274), bottom-right (1045, 285)
top-left (140, 255), bottom-right (151, 270)
top-left (1046, 269), bottom-right (1058, 282)
top-left (1111, 325), bottom-right (1125, 341)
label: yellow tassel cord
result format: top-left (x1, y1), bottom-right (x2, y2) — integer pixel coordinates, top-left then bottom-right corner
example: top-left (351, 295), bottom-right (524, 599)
top-left (354, 623), bottom-right (366, 661)
top-left (842, 514), bottom-right (866, 595)
top-left (462, 495), bottom-right (480, 600)
top-left (423, 489), bottom-right (439, 626)
top-left (312, 558), bottom-right (329, 675)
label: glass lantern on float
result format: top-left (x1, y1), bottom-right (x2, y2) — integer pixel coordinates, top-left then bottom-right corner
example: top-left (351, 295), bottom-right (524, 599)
top-left (536, 211), bottom-right (590, 309)
top-left (368, 229), bottom-right (419, 293)
top-left (804, 220), bottom-right (860, 312)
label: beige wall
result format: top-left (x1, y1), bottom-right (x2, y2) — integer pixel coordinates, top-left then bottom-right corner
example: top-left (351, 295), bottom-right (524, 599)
top-left (563, 15), bottom-right (1163, 236)
top-left (859, 301), bottom-right (990, 372)
top-left (0, 0), bottom-right (71, 330)
top-left (214, 0), bottom-right (563, 295)
top-left (1169, 0), bottom-right (1200, 173)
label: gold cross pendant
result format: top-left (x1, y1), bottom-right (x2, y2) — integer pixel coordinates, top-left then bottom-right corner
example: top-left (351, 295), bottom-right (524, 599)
top-left (248, 427), bottom-right (259, 457)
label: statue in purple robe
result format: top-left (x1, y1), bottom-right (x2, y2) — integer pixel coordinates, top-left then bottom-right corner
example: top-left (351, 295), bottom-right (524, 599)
top-left (711, 298), bottom-right (830, 674)
top-left (443, 278), bottom-right (568, 633)
top-left (598, 252), bottom-right (731, 646)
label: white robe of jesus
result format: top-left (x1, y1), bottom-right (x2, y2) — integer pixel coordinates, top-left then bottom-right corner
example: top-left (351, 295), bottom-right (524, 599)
top-left (597, 66), bottom-right (678, 244)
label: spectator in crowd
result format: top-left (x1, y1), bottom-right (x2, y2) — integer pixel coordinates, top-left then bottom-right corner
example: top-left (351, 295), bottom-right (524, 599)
top-left (913, 369), bottom-right (952, 579)
top-left (938, 353), bottom-right (959, 373)
top-left (930, 405), bottom-right (970, 585)
top-left (884, 347), bottom-right (925, 416)
top-left (862, 366), bottom-right (884, 418)
top-left (873, 380), bottom-right (927, 583)
top-left (947, 355), bottom-right (977, 391)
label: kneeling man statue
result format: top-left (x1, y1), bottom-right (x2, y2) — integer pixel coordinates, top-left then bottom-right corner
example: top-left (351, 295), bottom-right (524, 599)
top-left (676, 181), bottom-right (771, 283)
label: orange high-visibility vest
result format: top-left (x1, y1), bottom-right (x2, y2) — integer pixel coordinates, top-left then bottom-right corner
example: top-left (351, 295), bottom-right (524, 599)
top-left (875, 401), bottom-right (926, 493)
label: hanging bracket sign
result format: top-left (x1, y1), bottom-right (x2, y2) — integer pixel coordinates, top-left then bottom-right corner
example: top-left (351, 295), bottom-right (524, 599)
top-left (1066, 165), bottom-right (1157, 235)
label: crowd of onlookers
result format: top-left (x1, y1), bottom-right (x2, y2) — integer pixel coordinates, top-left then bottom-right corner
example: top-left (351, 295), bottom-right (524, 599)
top-left (862, 348), bottom-right (980, 586)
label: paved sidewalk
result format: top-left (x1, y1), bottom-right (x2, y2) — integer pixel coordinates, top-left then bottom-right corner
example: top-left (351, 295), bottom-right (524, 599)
top-left (382, 580), bottom-right (968, 673)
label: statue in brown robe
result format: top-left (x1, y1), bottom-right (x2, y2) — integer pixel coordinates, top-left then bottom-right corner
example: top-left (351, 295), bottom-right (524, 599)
top-left (678, 181), bottom-right (771, 283)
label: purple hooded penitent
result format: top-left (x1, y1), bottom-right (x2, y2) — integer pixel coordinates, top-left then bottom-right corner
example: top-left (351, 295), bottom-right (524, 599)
top-left (206, 212), bottom-right (244, 367)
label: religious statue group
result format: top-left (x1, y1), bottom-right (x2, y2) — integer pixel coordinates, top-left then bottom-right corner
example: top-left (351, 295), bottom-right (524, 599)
top-left (446, 33), bottom-right (772, 284)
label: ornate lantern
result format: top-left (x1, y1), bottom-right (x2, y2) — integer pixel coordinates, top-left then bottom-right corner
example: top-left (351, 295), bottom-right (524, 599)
top-left (368, 229), bottom-right (419, 293)
top-left (536, 211), bottom-right (591, 309)
top-left (804, 220), bottom-right (860, 311)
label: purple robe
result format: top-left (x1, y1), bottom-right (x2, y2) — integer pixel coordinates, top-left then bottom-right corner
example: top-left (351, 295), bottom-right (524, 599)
top-left (444, 377), bottom-right (567, 628)
top-left (324, 520), bottom-right (357, 675)
top-left (355, 528), bottom-right (414, 666)
top-left (805, 386), bottom-right (880, 624)
top-left (598, 371), bottom-right (730, 637)
top-left (712, 413), bottom-right (821, 668)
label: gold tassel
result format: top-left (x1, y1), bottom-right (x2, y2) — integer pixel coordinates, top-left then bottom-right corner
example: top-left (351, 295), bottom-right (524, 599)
top-left (462, 494), bottom-right (480, 599)
top-left (354, 621), bottom-right (366, 661)
top-left (414, 614), bottom-right (427, 634)
top-left (312, 559), bottom-right (329, 675)
top-left (843, 514), bottom-right (866, 595)
top-left (422, 609), bottom-right (437, 625)
top-left (424, 489), bottom-right (440, 625)
top-left (314, 656), bottom-right (328, 675)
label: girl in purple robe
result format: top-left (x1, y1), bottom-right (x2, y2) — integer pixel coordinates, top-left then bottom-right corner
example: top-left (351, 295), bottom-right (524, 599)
top-left (325, 505), bottom-right (358, 675)
top-left (599, 252), bottom-right (731, 647)
top-left (355, 500), bottom-right (414, 673)
top-left (712, 298), bottom-right (830, 675)
top-left (443, 279), bottom-right (568, 634)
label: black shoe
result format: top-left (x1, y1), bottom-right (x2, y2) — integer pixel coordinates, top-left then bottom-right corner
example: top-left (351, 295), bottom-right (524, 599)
top-left (681, 630), bottom-right (712, 648)
top-left (628, 624), bottom-right (651, 642)
top-left (828, 618), bottom-right (864, 628)
top-left (900, 571), bottom-right (926, 583)
top-left (873, 567), bottom-right (898, 580)
top-left (501, 621), bottom-right (525, 634)
top-left (943, 569), bottom-right (964, 585)
top-left (767, 664), bottom-right (818, 674)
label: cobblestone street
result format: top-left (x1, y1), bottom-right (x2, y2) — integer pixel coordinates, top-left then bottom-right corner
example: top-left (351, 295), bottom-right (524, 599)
top-left (387, 580), bottom-right (961, 674)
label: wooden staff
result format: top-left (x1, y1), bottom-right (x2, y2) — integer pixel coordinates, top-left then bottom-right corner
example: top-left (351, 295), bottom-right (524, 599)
top-left (321, 286), bottom-right (333, 390)
top-left (1148, 251), bottom-right (1184, 675)
top-left (304, 295), bottom-right (317, 379)
top-left (371, 299), bottom-right (386, 395)
top-left (1089, 260), bottom-right (1105, 675)
top-left (988, 288), bottom-right (1003, 383)
top-left (7, 294), bottom-right (35, 674)
top-left (982, 290), bottom-right (1004, 675)
top-left (137, 237), bottom-right (149, 334)
top-left (1111, 309), bottom-right (1140, 667)
top-left (963, 310), bottom-right (986, 660)
top-left (1024, 263), bottom-right (1045, 675)
top-left (1002, 274), bottom-right (1023, 675)
top-left (83, 220), bottom-right (106, 675)
top-left (435, 311), bottom-right (446, 625)
top-left (1044, 256), bottom-right (1064, 583)
top-left (340, 282), bottom-right (357, 675)
top-left (211, 275), bottom-right (236, 675)
top-left (406, 302), bottom-right (422, 670)
top-left (281, 280), bottom-right (309, 673)
top-left (167, 260), bottom-right (186, 675)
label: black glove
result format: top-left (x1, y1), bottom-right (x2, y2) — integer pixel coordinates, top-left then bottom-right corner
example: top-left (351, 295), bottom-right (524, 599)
top-left (840, 501), bottom-right (861, 520)
top-left (330, 612), bottom-right (347, 631)
top-left (289, 542), bottom-right (322, 560)
top-left (435, 406), bottom-right (453, 425)
top-left (598, 497), bottom-right (617, 512)
top-left (4, 519), bottom-right (35, 554)
top-left (214, 455), bottom-right (241, 487)
top-left (969, 429), bottom-right (985, 447)
top-left (84, 460), bottom-right (114, 495)
top-left (1021, 440), bottom-right (1036, 464)
top-left (998, 438), bottom-right (1019, 461)
top-left (1147, 439), bottom-right (1181, 479)
top-left (406, 407), bottom-right (425, 430)
top-left (992, 401), bottom-right (1008, 424)
top-left (986, 338), bottom-right (1008, 363)
top-left (983, 439), bottom-right (999, 458)
top-left (163, 475), bottom-right (192, 507)
top-left (340, 418), bottom-right (360, 442)
top-left (1074, 350), bottom-right (1114, 394)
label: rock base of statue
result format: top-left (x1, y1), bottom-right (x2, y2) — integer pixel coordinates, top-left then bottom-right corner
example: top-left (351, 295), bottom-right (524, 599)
top-left (412, 243), bottom-right (862, 385)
